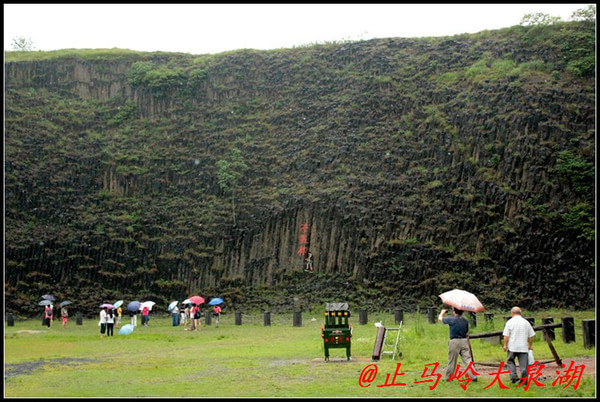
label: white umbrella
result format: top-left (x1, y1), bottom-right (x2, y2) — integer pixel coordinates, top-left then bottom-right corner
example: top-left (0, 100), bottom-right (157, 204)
top-left (139, 301), bottom-right (156, 311)
top-left (439, 289), bottom-right (484, 313)
top-left (168, 301), bottom-right (179, 311)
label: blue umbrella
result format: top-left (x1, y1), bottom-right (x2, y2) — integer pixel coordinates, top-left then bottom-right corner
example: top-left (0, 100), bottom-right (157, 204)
top-left (118, 324), bottom-right (134, 335)
top-left (127, 301), bottom-right (141, 312)
top-left (42, 294), bottom-right (56, 301)
top-left (114, 300), bottom-right (124, 308)
top-left (38, 300), bottom-right (52, 306)
top-left (208, 298), bottom-right (224, 306)
top-left (168, 301), bottom-right (179, 311)
top-left (59, 301), bottom-right (72, 307)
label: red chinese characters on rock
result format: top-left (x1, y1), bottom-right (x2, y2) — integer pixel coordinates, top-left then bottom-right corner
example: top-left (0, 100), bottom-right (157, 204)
top-left (296, 223), bottom-right (310, 257)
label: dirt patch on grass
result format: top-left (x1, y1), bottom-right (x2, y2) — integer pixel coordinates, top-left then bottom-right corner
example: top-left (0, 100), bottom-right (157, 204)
top-left (4, 358), bottom-right (96, 379)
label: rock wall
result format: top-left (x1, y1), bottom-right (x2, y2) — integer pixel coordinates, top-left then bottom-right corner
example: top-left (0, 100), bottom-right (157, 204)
top-left (4, 26), bottom-right (595, 316)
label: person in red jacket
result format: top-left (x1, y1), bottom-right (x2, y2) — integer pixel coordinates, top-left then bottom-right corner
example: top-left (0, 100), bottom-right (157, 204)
top-left (213, 305), bottom-right (222, 328)
top-left (142, 306), bottom-right (150, 326)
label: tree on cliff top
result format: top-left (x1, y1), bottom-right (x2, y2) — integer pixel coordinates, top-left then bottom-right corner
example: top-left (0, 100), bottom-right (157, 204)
top-left (11, 36), bottom-right (35, 51)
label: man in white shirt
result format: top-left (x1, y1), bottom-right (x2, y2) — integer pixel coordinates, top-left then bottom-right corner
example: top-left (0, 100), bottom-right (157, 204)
top-left (502, 306), bottom-right (535, 383)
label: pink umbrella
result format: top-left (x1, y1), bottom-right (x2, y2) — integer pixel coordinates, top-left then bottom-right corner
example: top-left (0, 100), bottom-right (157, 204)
top-left (188, 296), bottom-right (204, 305)
top-left (100, 303), bottom-right (116, 309)
top-left (439, 289), bottom-right (484, 313)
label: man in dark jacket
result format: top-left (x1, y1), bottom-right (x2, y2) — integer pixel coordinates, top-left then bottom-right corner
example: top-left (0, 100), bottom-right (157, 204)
top-left (439, 307), bottom-right (478, 382)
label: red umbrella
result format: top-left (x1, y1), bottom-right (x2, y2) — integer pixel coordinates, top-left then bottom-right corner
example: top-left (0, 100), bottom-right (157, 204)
top-left (439, 289), bottom-right (484, 313)
top-left (189, 296), bottom-right (204, 305)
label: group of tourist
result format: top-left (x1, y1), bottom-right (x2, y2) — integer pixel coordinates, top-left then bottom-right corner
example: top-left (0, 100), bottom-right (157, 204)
top-left (170, 303), bottom-right (222, 331)
top-left (95, 301), bottom-right (222, 338)
top-left (42, 304), bottom-right (69, 329)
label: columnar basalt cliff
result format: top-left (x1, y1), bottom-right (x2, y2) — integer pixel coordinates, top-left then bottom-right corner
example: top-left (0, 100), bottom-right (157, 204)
top-left (5, 22), bottom-right (595, 317)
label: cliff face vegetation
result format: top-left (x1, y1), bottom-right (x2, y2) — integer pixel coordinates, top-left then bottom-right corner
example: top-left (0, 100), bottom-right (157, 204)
top-left (5, 21), bottom-right (595, 316)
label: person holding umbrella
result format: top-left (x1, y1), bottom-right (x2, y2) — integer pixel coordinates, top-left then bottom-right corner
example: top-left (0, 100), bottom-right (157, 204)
top-left (127, 301), bottom-right (140, 327)
top-left (171, 305), bottom-right (179, 327)
top-left (106, 309), bottom-right (115, 336)
top-left (114, 300), bottom-right (124, 329)
top-left (209, 298), bottom-right (224, 328)
top-left (44, 304), bottom-right (53, 328)
top-left (438, 307), bottom-right (478, 382)
top-left (142, 305), bottom-right (150, 326)
top-left (129, 309), bottom-right (137, 327)
top-left (99, 306), bottom-right (107, 338)
top-left (183, 304), bottom-right (191, 331)
top-left (60, 304), bottom-right (69, 329)
top-left (213, 304), bottom-right (222, 328)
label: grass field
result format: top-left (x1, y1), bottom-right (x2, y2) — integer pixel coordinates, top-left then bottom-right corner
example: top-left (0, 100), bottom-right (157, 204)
top-left (4, 309), bottom-right (596, 397)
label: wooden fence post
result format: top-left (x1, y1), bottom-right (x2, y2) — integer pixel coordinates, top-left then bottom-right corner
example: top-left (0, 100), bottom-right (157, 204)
top-left (293, 311), bottom-right (302, 327)
top-left (582, 319), bottom-right (595, 349)
top-left (359, 310), bottom-right (368, 325)
top-left (264, 311), bottom-right (271, 326)
top-left (235, 311), bottom-right (242, 326)
top-left (394, 309), bottom-right (404, 324)
top-left (562, 317), bottom-right (575, 343)
top-left (205, 311), bottom-right (211, 326)
top-left (428, 307), bottom-right (436, 324)
top-left (542, 317), bottom-right (555, 340)
top-left (469, 312), bottom-right (477, 328)
top-left (76, 311), bottom-right (83, 325)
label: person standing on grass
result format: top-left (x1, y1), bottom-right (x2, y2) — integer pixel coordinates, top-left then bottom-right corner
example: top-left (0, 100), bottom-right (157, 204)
top-left (44, 305), bottom-right (53, 328)
top-left (61, 305), bottom-right (68, 329)
top-left (503, 306), bottom-right (535, 384)
top-left (192, 303), bottom-right (201, 331)
top-left (142, 306), bottom-right (150, 326)
top-left (184, 304), bottom-right (191, 331)
top-left (172, 305), bottom-right (179, 327)
top-left (106, 309), bottom-right (115, 336)
top-left (99, 307), bottom-right (107, 338)
top-left (130, 309), bottom-right (137, 327)
top-left (439, 307), bottom-right (477, 382)
top-left (116, 305), bottom-right (122, 329)
top-left (180, 306), bottom-right (186, 327)
top-left (213, 305), bottom-right (222, 328)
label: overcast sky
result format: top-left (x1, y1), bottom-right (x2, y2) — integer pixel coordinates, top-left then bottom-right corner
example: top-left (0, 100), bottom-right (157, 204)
top-left (4, 3), bottom-right (594, 55)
